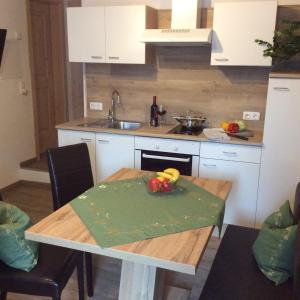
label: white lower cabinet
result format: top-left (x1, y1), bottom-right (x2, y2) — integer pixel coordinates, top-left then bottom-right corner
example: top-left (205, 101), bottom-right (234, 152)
top-left (58, 129), bottom-right (262, 228)
top-left (96, 133), bottom-right (135, 183)
top-left (58, 129), bottom-right (96, 182)
top-left (199, 143), bottom-right (262, 227)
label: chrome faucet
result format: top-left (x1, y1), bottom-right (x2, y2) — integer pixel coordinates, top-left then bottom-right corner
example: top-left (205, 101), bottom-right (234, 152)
top-left (108, 90), bottom-right (121, 122)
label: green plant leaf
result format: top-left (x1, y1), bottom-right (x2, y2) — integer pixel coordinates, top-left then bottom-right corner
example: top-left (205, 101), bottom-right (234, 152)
top-left (255, 19), bottom-right (300, 64)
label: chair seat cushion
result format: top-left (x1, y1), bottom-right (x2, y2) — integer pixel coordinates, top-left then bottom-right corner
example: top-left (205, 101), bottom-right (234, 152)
top-left (0, 202), bottom-right (38, 271)
top-left (200, 225), bottom-right (293, 300)
top-left (0, 243), bottom-right (79, 296)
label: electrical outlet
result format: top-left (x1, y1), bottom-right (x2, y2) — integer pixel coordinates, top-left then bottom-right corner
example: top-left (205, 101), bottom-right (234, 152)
top-left (89, 102), bottom-right (103, 111)
top-left (243, 111), bottom-right (260, 121)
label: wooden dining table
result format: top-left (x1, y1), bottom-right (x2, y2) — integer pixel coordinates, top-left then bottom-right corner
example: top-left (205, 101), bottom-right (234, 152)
top-left (25, 168), bottom-right (231, 300)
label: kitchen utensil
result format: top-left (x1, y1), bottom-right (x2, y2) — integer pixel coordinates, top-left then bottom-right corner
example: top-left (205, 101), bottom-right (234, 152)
top-left (227, 133), bottom-right (249, 140)
top-left (173, 110), bottom-right (206, 129)
top-left (227, 130), bottom-right (254, 138)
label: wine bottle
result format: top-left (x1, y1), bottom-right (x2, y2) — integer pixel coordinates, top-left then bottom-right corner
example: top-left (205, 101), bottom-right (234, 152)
top-left (150, 96), bottom-right (158, 127)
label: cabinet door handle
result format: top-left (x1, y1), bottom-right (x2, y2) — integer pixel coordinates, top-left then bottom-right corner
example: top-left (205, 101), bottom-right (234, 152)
top-left (222, 151), bottom-right (238, 156)
top-left (203, 163), bottom-right (217, 168)
top-left (215, 58), bottom-right (229, 62)
top-left (91, 56), bottom-right (103, 59)
top-left (273, 87), bottom-right (290, 92)
top-left (108, 56), bottom-right (120, 60)
top-left (80, 138), bottom-right (92, 142)
top-left (97, 140), bottom-right (110, 144)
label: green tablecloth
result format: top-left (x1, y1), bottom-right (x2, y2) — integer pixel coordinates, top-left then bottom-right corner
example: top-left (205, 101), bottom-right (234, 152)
top-left (71, 177), bottom-right (225, 248)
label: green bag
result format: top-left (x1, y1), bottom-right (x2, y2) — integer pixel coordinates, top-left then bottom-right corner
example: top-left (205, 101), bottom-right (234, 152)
top-left (0, 202), bottom-right (39, 272)
top-left (253, 200), bottom-right (297, 285)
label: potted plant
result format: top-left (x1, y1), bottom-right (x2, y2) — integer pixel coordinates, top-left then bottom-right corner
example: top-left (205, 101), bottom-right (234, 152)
top-left (255, 20), bottom-right (300, 70)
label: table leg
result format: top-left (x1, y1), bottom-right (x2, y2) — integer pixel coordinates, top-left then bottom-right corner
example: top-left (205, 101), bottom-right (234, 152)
top-left (119, 261), bottom-right (165, 300)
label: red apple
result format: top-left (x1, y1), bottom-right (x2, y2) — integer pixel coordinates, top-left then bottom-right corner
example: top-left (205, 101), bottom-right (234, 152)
top-left (161, 179), bottom-right (172, 193)
top-left (227, 122), bottom-right (240, 133)
top-left (148, 178), bottom-right (162, 192)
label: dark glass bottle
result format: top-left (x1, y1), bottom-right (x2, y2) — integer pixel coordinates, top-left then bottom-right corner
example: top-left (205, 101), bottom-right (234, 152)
top-left (150, 96), bottom-right (158, 127)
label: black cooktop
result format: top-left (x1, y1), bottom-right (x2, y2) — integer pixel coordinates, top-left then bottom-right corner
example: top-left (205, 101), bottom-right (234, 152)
top-left (168, 125), bottom-right (203, 136)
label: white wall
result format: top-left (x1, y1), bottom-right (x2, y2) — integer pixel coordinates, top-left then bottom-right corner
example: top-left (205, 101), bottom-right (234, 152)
top-left (82, 0), bottom-right (212, 8)
top-left (82, 0), bottom-right (300, 7)
top-left (0, 0), bottom-right (36, 189)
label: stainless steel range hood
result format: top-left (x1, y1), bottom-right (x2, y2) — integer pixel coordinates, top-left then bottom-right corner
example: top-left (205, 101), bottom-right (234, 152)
top-left (140, 0), bottom-right (212, 46)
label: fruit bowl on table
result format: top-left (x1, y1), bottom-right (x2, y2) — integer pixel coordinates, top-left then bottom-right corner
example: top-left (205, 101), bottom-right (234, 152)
top-left (143, 168), bottom-right (180, 195)
top-left (145, 177), bottom-right (177, 195)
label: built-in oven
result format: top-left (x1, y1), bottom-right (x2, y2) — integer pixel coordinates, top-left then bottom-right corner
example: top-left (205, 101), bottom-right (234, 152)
top-left (135, 137), bottom-right (200, 177)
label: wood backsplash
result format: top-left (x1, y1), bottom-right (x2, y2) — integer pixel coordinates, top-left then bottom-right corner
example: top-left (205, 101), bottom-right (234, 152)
top-left (86, 46), bottom-right (269, 130)
top-left (86, 6), bottom-right (299, 130)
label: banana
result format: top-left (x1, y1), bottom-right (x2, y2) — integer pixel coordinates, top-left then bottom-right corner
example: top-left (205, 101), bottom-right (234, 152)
top-left (156, 172), bottom-right (173, 180)
top-left (164, 168), bottom-right (180, 182)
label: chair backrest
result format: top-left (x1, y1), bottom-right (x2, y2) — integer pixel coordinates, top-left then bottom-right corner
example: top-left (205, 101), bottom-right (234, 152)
top-left (294, 221), bottom-right (300, 300)
top-left (47, 143), bottom-right (94, 211)
top-left (294, 183), bottom-right (300, 224)
top-left (294, 183), bottom-right (300, 300)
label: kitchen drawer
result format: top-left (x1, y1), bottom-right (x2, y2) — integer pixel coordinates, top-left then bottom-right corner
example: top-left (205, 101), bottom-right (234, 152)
top-left (200, 142), bottom-right (261, 163)
top-left (135, 136), bottom-right (200, 155)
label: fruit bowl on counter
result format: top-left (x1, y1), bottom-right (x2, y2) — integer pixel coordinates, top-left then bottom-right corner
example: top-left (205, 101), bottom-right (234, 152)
top-left (221, 120), bottom-right (246, 133)
top-left (220, 120), bottom-right (254, 140)
top-left (145, 168), bottom-right (180, 195)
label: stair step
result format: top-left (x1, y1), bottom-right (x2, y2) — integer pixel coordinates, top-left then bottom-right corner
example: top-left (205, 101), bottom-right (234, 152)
top-left (19, 168), bottom-right (50, 184)
top-left (20, 153), bottom-right (48, 172)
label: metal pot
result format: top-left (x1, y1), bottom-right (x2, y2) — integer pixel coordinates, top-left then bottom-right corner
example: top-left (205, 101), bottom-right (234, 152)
top-left (173, 111), bottom-right (206, 129)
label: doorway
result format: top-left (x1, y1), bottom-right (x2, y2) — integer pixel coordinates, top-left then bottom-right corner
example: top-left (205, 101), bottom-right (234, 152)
top-left (27, 0), bottom-right (68, 155)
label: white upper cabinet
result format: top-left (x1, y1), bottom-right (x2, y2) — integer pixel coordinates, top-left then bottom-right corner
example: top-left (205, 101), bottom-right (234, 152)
top-left (67, 7), bottom-right (106, 63)
top-left (211, 0), bottom-right (277, 66)
top-left (106, 6), bottom-right (148, 64)
top-left (67, 5), bottom-right (156, 64)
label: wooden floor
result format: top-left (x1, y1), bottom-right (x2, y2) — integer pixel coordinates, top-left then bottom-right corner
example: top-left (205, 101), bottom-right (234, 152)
top-left (1, 181), bottom-right (220, 300)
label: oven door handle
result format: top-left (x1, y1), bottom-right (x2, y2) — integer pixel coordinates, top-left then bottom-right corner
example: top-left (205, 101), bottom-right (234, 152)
top-left (142, 153), bottom-right (191, 163)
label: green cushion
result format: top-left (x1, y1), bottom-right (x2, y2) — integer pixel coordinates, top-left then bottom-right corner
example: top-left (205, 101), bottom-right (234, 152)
top-left (253, 200), bottom-right (297, 285)
top-left (0, 202), bottom-right (39, 272)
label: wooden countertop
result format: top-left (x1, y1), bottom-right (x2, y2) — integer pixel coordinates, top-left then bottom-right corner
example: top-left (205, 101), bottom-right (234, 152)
top-left (56, 118), bottom-right (263, 147)
top-left (270, 71), bottom-right (300, 79)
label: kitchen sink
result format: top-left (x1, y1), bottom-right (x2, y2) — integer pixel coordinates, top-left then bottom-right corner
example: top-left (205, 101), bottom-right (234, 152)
top-left (78, 119), bottom-right (142, 130)
top-left (110, 121), bottom-right (141, 130)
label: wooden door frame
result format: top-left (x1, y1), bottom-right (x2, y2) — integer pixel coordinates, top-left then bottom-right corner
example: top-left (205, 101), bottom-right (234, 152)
top-left (26, 0), bottom-right (69, 158)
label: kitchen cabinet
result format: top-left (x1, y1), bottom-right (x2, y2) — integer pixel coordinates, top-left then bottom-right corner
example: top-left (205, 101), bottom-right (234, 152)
top-left (199, 143), bottom-right (261, 227)
top-left (211, 0), bottom-right (277, 66)
top-left (67, 7), bottom-right (106, 63)
top-left (67, 5), bottom-right (156, 64)
top-left (58, 129), bottom-right (96, 181)
top-left (257, 77), bottom-right (300, 227)
top-left (57, 128), bottom-right (263, 227)
top-left (96, 133), bottom-right (134, 182)
top-left (105, 6), bottom-right (154, 64)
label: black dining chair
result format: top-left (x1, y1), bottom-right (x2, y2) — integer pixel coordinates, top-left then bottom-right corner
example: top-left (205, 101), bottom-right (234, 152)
top-left (199, 183), bottom-right (300, 300)
top-left (0, 193), bottom-right (85, 300)
top-left (47, 143), bottom-right (95, 297)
